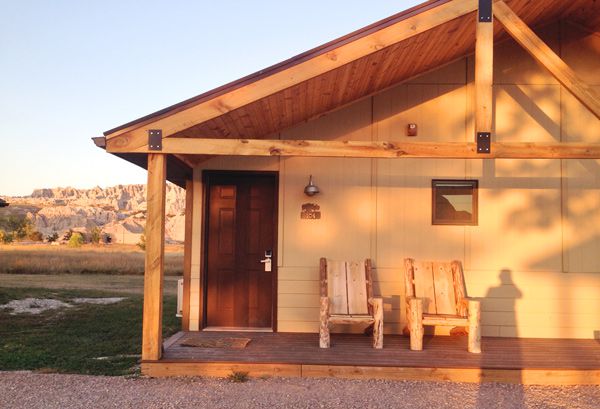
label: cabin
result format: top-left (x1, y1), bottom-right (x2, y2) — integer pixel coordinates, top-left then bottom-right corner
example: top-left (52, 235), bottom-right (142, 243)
top-left (95, 0), bottom-right (600, 384)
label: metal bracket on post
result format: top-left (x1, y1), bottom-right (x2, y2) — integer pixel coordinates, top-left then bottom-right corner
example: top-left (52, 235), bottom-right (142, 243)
top-left (478, 0), bottom-right (492, 23)
top-left (148, 129), bottom-right (163, 151)
top-left (477, 132), bottom-right (491, 154)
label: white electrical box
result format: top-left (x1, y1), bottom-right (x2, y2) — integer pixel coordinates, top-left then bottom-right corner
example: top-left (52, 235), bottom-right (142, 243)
top-left (176, 278), bottom-right (183, 318)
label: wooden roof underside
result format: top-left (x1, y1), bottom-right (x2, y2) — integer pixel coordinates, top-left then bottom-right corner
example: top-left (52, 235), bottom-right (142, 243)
top-left (104, 0), bottom-right (600, 145)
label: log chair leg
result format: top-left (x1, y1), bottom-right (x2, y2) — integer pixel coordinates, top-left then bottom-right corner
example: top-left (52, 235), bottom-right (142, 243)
top-left (468, 299), bottom-right (482, 353)
top-left (372, 298), bottom-right (383, 349)
top-left (409, 298), bottom-right (424, 351)
top-left (319, 296), bottom-right (330, 348)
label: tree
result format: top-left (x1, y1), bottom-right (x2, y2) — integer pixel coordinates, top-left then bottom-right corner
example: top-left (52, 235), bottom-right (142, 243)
top-left (63, 229), bottom-right (73, 242)
top-left (46, 232), bottom-right (59, 243)
top-left (28, 231), bottom-right (44, 242)
top-left (137, 232), bottom-right (146, 251)
top-left (0, 230), bottom-right (13, 244)
top-left (68, 232), bottom-right (84, 248)
top-left (90, 226), bottom-right (101, 244)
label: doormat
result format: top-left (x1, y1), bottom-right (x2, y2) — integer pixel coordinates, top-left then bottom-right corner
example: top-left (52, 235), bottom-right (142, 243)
top-left (179, 337), bottom-right (251, 349)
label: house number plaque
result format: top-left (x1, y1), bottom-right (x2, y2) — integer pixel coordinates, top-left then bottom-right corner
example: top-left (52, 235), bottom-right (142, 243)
top-left (301, 203), bottom-right (321, 219)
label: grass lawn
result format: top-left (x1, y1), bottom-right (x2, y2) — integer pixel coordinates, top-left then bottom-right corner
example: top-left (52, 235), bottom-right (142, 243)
top-left (0, 274), bottom-right (180, 295)
top-left (0, 287), bottom-right (180, 376)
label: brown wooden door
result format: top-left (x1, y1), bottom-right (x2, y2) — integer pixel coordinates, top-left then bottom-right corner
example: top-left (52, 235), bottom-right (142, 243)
top-left (205, 172), bottom-right (277, 329)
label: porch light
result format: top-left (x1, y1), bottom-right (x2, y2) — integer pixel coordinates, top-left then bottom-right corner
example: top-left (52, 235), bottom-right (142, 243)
top-left (303, 175), bottom-right (320, 196)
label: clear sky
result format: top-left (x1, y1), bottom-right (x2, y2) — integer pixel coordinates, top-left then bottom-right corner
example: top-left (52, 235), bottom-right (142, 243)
top-left (0, 0), bottom-right (420, 196)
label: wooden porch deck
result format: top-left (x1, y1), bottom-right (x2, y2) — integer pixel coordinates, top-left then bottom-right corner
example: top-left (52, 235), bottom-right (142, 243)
top-left (142, 331), bottom-right (600, 385)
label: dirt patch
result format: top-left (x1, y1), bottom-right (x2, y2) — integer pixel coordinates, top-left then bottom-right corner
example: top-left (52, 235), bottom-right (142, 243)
top-left (72, 297), bottom-right (126, 304)
top-left (0, 297), bottom-right (127, 315)
top-left (0, 298), bottom-right (72, 315)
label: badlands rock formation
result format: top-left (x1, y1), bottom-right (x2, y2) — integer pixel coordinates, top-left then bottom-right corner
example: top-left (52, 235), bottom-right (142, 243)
top-left (2, 184), bottom-right (186, 244)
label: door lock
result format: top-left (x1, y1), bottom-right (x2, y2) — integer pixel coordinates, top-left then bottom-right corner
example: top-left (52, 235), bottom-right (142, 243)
top-left (260, 250), bottom-right (272, 272)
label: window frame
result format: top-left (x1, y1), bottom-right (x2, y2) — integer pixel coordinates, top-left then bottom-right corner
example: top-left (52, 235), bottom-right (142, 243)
top-left (431, 179), bottom-right (479, 226)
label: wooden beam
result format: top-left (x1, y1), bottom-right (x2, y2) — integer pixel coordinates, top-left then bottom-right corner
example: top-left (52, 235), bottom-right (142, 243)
top-left (142, 153), bottom-right (167, 361)
top-left (474, 0), bottom-right (494, 136)
top-left (105, 0), bottom-right (479, 148)
top-left (141, 361), bottom-right (600, 385)
top-left (494, 1), bottom-right (600, 120)
top-left (181, 178), bottom-right (193, 331)
top-left (107, 137), bottom-right (600, 159)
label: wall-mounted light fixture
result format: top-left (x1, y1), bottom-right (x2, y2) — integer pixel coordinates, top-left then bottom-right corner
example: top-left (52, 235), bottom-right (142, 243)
top-left (303, 175), bottom-right (320, 196)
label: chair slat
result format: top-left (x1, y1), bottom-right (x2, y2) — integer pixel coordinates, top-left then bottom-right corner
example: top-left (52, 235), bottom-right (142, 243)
top-left (433, 262), bottom-right (456, 315)
top-left (347, 261), bottom-right (369, 315)
top-left (327, 259), bottom-right (349, 315)
top-left (413, 261), bottom-right (436, 314)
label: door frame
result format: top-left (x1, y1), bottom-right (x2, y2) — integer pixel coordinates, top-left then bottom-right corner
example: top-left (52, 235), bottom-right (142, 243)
top-left (200, 170), bottom-right (279, 331)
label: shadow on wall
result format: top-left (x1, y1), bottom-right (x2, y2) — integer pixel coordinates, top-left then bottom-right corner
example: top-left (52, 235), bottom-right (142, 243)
top-left (484, 270), bottom-right (522, 337)
top-left (477, 269), bottom-right (524, 407)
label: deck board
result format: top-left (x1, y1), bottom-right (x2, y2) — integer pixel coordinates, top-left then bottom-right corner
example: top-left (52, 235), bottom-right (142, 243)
top-left (160, 331), bottom-right (600, 370)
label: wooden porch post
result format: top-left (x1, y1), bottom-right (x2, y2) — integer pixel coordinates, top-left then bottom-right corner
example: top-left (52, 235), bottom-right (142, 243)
top-left (142, 153), bottom-right (167, 361)
top-left (181, 178), bottom-right (194, 331)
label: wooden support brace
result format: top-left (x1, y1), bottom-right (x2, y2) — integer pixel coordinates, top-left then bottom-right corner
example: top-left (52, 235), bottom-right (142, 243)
top-left (142, 153), bottom-right (167, 361)
top-left (468, 299), bottom-right (482, 353)
top-left (319, 296), bottom-right (330, 348)
top-left (494, 1), bottom-right (600, 120)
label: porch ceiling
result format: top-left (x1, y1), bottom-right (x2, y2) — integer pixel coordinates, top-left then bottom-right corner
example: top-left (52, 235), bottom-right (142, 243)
top-left (103, 0), bottom-right (600, 143)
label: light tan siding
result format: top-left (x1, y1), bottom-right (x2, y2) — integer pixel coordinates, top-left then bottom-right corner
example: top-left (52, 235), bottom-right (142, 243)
top-left (189, 22), bottom-right (600, 339)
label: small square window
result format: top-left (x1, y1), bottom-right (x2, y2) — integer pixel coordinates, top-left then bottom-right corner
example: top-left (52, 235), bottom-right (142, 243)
top-left (432, 180), bottom-right (478, 226)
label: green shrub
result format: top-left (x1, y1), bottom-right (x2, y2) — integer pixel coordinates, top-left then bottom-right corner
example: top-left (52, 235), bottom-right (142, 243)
top-left (0, 229), bottom-right (13, 244)
top-left (0, 215), bottom-right (35, 241)
top-left (68, 232), bottom-right (84, 248)
top-left (227, 371), bottom-right (249, 383)
top-left (63, 229), bottom-right (73, 242)
top-left (90, 227), bottom-right (101, 244)
top-left (137, 233), bottom-right (146, 251)
top-left (46, 232), bottom-right (59, 243)
top-left (28, 231), bottom-right (44, 242)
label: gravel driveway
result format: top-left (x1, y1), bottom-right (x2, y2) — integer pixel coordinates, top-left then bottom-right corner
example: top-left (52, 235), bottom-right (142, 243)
top-left (1, 371), bottom-right (599, 409)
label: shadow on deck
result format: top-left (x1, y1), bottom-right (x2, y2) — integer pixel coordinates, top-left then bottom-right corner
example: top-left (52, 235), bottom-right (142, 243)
top-left (141, 331), bottom-right (600, 385)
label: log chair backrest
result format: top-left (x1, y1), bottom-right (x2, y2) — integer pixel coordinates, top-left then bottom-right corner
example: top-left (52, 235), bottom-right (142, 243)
top-left (320, 258), bottom-right (373, 315)
top-left (404, 258), bottom-right (467, 316)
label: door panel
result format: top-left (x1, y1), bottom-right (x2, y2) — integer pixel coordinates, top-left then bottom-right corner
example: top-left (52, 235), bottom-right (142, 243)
top-left (205, 173), bottom-right (277, 329)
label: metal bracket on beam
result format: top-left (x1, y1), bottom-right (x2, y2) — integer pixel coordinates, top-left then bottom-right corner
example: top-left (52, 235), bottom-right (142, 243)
top-left (478, 0), bottom-right (492, 23)
top-left (148, 129), bottom-right (163, 151)
top-left (477, 132), bottom-right (491, 154)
